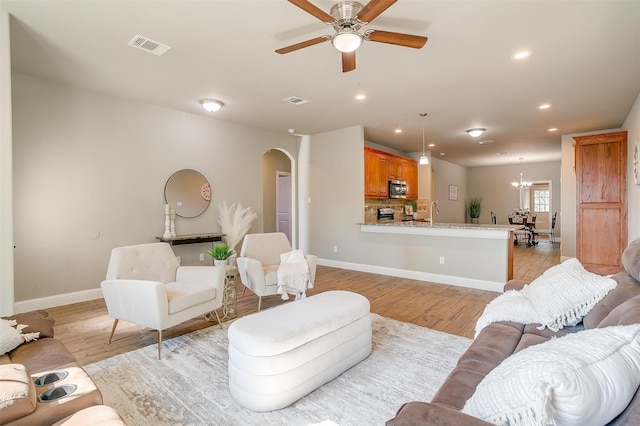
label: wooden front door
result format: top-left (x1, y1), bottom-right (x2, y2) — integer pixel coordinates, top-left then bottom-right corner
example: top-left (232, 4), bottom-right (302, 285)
top-left (574, 131), bottom-right (627, 274)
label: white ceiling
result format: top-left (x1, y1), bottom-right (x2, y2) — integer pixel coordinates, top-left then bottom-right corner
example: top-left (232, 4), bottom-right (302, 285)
top-left (3, 0), bottom-right (640, 167)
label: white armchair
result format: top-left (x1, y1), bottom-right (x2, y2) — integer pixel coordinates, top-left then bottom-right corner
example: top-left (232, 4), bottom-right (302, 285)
top-left (100, 242), bottom-right (225, 359)
top-left (236, 233), bottom-right (317, 311)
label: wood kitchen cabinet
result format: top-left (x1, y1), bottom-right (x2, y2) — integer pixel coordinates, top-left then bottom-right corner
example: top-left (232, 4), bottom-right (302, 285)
top-left (364, 147), bottom-right (418, 199)
top-left (364, 148), bottom-right (389, 198)
top-left (399, 157), bottom-right (418, 199)
top-left (574, 131), bottom-right (627, 274)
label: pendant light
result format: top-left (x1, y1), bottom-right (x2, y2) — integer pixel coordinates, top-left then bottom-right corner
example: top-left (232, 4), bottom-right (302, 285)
top-left (419, 113), bottom-right (429, 165)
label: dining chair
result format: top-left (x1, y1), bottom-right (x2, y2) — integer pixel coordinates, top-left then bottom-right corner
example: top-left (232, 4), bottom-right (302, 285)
top-left (538, 211), bottom-right (558, 248)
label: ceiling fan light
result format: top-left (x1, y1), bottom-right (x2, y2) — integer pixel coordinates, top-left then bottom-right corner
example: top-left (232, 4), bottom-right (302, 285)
top-left (419, 154), bottom-right (429, 165)
top-left (200, 99), bottom-right (223, 112)
top-left (466, 128), bottom-right (486, 138)
top-left (332, 31), bottom-right (362, 53)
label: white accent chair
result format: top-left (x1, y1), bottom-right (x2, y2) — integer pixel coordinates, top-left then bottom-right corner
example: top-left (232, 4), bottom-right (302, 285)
top-left (100, 242), bottom-right (225, 359)
top-left (236, 233), bottom-right (317, 311)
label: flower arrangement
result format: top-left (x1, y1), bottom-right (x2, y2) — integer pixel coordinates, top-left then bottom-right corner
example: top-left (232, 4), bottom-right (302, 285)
top-left (217, 201), bottom-right (258, 252)
top-left (513, 208), bottom-right (531, 216)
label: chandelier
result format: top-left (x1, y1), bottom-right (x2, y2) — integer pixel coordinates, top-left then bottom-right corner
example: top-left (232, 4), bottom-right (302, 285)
top-left (512, 172), bottom-right (532, 189)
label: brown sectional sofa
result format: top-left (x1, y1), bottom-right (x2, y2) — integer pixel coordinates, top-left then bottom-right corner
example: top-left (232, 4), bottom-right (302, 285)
top-left (0, 310), bottom-right (125, 425)
top-left (387, 237), bottom-right (640, 425)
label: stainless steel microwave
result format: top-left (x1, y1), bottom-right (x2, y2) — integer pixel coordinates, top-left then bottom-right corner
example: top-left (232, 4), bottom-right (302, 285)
top-left (388, 179), bottom-right (408, 199)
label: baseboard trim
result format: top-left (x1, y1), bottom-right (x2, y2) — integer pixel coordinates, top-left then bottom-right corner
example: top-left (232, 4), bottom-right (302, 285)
top-left (14, 288), bottom-right (103, 314)
top-left (318, 259), bottom-right (504, 293)
top-left (12, 259), bottom-right (506, 313)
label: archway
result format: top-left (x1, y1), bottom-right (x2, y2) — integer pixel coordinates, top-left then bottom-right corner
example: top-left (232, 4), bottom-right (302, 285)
top-left (262, 149), bottom-right (297, 248)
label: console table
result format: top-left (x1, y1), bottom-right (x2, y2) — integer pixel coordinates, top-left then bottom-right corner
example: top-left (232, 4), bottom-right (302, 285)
top-left (156, 233), bottom-right (225, 245)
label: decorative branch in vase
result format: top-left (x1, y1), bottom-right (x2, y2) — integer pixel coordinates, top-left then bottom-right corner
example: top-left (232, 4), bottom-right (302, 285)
top-left (218, 201), bottom-right (258, 258)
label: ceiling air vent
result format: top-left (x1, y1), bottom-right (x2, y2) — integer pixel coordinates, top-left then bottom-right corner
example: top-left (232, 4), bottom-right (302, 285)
top-left (476, 140), bottom-right (494, 145)
top-left (283, 96), bottom-right (309, 105)
top-left (127, 34), bottom-right (172, 56)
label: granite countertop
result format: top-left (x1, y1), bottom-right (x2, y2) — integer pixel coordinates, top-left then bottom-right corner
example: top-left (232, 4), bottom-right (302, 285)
top-left (359, 220), bottom-right (522, 231)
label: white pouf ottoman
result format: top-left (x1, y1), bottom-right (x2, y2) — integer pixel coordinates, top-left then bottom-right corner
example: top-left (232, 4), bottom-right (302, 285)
top-left (228, 290), bottom-right (372, 411)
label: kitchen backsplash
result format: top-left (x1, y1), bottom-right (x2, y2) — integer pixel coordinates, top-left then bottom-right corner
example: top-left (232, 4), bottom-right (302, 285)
top-left (364, 198), bottom-right (431, 223)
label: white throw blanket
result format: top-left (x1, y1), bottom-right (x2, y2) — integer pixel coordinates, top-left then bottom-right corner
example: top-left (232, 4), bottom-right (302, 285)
top-left (277, 250), bottom-right (311, 301)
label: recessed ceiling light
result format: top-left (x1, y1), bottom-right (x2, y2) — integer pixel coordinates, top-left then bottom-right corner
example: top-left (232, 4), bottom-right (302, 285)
top-left (512, 49), bottom-right (533, 60)
top-left (538, 103), bottom-right (551, 110)
top-left (355, 94), bottom-right (366, 101)
top-left (496, 152), bottom-right (508, 156)
top-left (428, 143), bottom-right (435, 147)
top-left (394, 128), bottom-right (402, 133)
top-left (439, 152), bottom-right (445, 156)
top-left (547, 127), bottom-right (558, 132)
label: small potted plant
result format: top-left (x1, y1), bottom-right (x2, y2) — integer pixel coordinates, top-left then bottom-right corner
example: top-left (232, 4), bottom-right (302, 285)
top-left (469, 197), bottom-right (482, 224)
top-left (207, 243), bottom-right (235, 266)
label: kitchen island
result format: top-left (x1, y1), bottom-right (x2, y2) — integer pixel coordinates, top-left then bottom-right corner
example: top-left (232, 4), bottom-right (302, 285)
top-left (357, 221), bottom-right (522, 292)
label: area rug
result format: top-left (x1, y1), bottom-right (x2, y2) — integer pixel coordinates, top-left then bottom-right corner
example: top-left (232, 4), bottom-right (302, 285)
top-left (85, 314), bottom-right (471, 426)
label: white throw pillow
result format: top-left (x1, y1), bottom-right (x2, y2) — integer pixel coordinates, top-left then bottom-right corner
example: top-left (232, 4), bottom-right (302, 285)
top-left (0, 319), bottom-right (40, 355)
top-left (474, 290), bottom-right (539, 338)
top-left (522, 258), bottom-right (617, 331)
top-left (462, 324), bottom-right (640, 426)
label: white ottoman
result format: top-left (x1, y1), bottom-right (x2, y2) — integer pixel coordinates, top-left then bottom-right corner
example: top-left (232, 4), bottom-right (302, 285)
top-left (228, 290), bottom-right (372, 411)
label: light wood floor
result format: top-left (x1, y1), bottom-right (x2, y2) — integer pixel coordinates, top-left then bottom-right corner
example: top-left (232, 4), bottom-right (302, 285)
top-left (46, 239), bottom-right (560, 366)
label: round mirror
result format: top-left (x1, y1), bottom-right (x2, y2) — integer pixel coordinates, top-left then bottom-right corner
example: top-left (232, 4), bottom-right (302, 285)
top-left (164, 169), bottom-right (211, 218)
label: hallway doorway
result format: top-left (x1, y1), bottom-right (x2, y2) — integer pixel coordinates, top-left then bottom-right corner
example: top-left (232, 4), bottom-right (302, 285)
top-left (277, 172), bottom-right (291, 242)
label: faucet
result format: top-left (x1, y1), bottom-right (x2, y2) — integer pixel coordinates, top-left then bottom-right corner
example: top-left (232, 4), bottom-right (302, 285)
top-left (430, 200), bottom-right (439, 225)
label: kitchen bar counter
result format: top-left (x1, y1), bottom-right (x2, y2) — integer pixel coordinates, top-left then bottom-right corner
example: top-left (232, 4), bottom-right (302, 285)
top-left (360, 221), bottom-right (522, 239)
top-left (353, 221), bottom-right (521, 292)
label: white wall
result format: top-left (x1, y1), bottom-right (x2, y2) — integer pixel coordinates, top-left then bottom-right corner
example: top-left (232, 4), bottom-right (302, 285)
top-left (11, 73), bottom-right (296, 305)
top-left (0, 9), bottom-right (14, 315)
top-left (468, 161), bottom-right (561, 230)
top-left (431, 158), bottom-right (467, 223)
top-left (307, 126), bottom-right (365, 260)
top-left (623, 92), bottom-right (640, 242)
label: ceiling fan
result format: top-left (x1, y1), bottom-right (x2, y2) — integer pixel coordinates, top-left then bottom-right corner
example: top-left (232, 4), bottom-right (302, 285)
top-left (276, 0), bottom-right (428, 72)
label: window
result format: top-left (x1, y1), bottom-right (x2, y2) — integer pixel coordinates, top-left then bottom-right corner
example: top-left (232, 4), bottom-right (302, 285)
top-left (533, 189), bottom-right (550, 213)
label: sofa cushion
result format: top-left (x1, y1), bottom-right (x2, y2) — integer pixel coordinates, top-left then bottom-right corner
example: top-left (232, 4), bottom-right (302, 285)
top-left (8, 338), bottom-right (77, 375)
top-left (462, 324), bottom-right (640, 426)
top-left (52, 405), bottom-right (126, 426)
top-left (0, 364), bottom-right (37, 424)
top-left (386, 401), bottom-right (493, 426)
top-left (622, 237), bottom-right (640, 281)
top-left (0, 319), bottom-right (40, 355)
top-left (583, 272), bottom-right (640, 329)
top-left (597, 295), bottom-right (640, 328)
top-left (513, 323), bottom-right (581, 353)
top-left (521, 258), bottom-right (617, 331)
top-left (431, 322), bottom-right (524, 410)
top-left (165, 281), bottom-right (217, 314)
top-left (3, 310), bottom-right (55, 338)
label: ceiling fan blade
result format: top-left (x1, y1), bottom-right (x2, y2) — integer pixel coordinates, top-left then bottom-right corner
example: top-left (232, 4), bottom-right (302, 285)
top-left (288, 0), bottom-right (335, 23)
top-left (367, 30), bottom-right (427, 49)
top-left (342, 51), bottom-right (356, 72)
top-left (356, 0), bottom-right (397, 24)
top-left (275, 36), bottom-right (329, 54)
